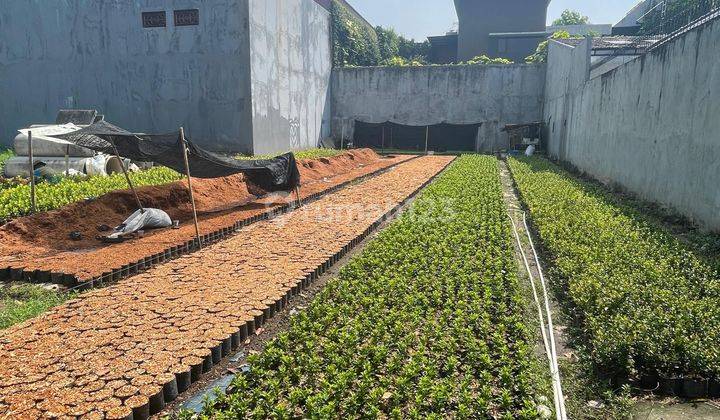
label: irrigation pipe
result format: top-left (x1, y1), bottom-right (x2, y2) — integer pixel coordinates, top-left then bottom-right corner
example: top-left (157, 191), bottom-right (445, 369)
top-left (508, 210), bottom-right (567, 420)
top-left (522, 211), bottom-right (567, 420)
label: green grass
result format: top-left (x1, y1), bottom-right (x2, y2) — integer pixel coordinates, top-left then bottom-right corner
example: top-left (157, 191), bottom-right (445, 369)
top-left (0, 284), bottom-right (71, 329)
top-left (189, 156), bottom-right (552, 419)
top-left (236, 148), bottom-right (344, 161)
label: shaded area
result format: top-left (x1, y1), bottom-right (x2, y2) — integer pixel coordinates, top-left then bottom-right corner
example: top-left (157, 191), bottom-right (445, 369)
top-left (354, 121), bottom-right (480, 152)
top-left (57, 121), bottom-right (300, 191)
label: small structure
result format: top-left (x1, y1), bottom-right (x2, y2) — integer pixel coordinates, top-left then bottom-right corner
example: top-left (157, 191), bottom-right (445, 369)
top-left (428, 33), bottom-right (459, 64)
top-left (503, 122), bottom-right (543, 151)
top-left (453, 0), bottom-right (550, 61)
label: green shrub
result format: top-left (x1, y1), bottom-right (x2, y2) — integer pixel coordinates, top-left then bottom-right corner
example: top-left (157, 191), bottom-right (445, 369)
top-left (192, 156), bottom-right (550, 418)
top-left (461, 55), bottom-right (514, 65)
top-left (509, 157), bottom-right (720, 379)
top-left (0, 149), bottom-right (14, 177)
top-left (526, 31), bottom-right (579, 64)
top-left (0, 167), bottom-right (181, 221)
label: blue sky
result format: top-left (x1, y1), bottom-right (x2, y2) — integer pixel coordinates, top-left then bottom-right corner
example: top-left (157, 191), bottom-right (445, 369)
top-left (349, 0), bottom-right (641, 40)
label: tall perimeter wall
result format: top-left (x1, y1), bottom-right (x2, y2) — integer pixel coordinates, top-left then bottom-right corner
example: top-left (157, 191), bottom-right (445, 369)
top-left (0, 0), bottom-right (253, 152)
top-left (248, 0), bottom-right (332, 155)
top-left (0, 0), bottom-right (332, 155)
top-left (332, 65), bottom-right (545, 152)
top-left (544, 20), bottom-right (720, 231)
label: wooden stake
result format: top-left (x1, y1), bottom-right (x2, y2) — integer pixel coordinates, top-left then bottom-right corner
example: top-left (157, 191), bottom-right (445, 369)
top-left (65, 145), bottom-right (70, 177)
top-left (340, 121), bottom-right (345, 150)
top-left (28, 131), bottom-right (36, 213)
top-left (295, 186), bottom-right (302, 208)
top-left (381, 125), bottom-right (385, 155)
top-left (112, 143), bottom-right (144, 214)
top-left (180, 127), bottom-right (202, 249)
top-left (425, 126), bottom-right (429, 154)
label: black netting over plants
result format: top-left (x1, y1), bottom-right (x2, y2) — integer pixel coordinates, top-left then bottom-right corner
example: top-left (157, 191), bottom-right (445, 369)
top-left (55, 121), bottom-right (301, 192)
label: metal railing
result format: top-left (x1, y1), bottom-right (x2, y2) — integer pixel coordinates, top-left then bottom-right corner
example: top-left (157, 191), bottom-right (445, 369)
top-left (639, 0), bottom-right (720, 35)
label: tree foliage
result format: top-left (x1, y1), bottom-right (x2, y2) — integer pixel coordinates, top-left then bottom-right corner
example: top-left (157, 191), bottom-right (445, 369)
top-left (461, 55), bottom-right (514, 65)
top-left (331, 0), bottom-right (429, 67)
top-left (552, 9), bottom-right (590, 26)
top-left (331, 0), bottom-right (380, 67)
top-left (375, 26), bottom-right (400, 62)
top-left (525, 31), bottom-right (578, 64)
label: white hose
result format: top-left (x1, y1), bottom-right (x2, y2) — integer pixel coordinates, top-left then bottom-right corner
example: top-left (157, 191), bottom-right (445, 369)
top-left (508, 210), bottom-right (567, 420)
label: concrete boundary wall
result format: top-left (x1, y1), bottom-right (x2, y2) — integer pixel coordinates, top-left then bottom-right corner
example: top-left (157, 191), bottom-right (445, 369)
top-left (0, 0), bottom-right (253, 152)
top-left (544, 20), bottom-right (720, 231)
top-left (332, 65), bottom-right (545, 152)
top-left (248, 0), bottom-right (332, 155)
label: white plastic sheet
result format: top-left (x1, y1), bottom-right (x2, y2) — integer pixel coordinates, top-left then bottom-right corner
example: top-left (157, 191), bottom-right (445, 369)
top-left (108, 208), bottom-right (172, 238)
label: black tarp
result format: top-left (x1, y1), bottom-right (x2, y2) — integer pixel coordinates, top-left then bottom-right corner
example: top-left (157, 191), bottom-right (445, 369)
top-left (354, 121), bottom-right (480, 152)
top-left (54, 121), bottom-right (300, 192)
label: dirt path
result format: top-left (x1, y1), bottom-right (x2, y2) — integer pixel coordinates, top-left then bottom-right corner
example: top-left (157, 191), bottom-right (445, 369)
top-left (498, 158), bottom-right (571, 359)
top-left (0, 156), bottom-right (454, 419)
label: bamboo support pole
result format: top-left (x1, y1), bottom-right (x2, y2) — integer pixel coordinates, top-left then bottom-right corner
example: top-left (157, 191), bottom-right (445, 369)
top-left (425, 126), bottom-right (429, 154)
top-left (65, 145), bottom-right (70, 176)
top-left (28, 131), bottom-right (36, 213)
top-left (112, 144), bottom-right (144, 214)
top-left (340, 121), bottom-right (345, 150)
top-left (180, 127), bottom-right (202, 249)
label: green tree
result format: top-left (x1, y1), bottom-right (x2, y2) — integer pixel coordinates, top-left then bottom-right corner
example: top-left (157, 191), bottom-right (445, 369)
top-left (375, 26), bottom-right (400, 62)
top-left (525, 31), bottom-right (577, 64)
top-left (552, 9), bottom-right (590, 26)
top-left (331, 0), bottom-right (380, 67)
top-left (398, 37), bottom-right (430, 61)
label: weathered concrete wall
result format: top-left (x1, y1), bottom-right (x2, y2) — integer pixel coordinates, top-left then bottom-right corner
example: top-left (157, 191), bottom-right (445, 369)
top-left (543, 38), bottom-right (590, 159)
top-left (0, 0), bottom-right (253, 152)
top-left (248, 0), bottom-right (332, 155)
top-left (332, 65), bottom-right (545, 152)
top-left (544, 20), bottom-right (720, 231)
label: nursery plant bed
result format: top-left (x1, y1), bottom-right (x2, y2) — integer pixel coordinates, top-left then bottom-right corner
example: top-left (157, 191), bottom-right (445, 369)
top-left (509, 156), bottom-right (720, 399)
top-left (0, 150), bottom-right (415, 287)
top-left (0, 156), bottom-right (453, 419)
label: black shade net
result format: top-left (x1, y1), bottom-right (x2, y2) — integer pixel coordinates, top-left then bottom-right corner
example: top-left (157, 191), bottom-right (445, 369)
top-left (354, 121), bottom-right (481, 152)
top-left (54, 121), bottom-right (300, 192)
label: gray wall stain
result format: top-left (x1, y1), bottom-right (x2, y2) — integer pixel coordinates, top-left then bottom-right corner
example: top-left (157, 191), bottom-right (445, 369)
top-left (248, 0), bottom-right (332, 155)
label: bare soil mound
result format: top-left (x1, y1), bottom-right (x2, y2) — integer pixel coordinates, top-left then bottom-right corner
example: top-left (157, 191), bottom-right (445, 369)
top-left (0, 149), bottom-right (383, 254)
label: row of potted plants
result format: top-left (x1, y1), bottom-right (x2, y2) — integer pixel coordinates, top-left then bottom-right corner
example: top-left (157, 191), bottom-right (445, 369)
top-left (190, 156), bottom-right (551, 418)
top-left (509, 157), bottom-right (720, 396)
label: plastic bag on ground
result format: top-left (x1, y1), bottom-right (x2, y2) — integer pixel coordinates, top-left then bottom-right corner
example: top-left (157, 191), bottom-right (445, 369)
top-left (109, 208), bottom-right (172, 238)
